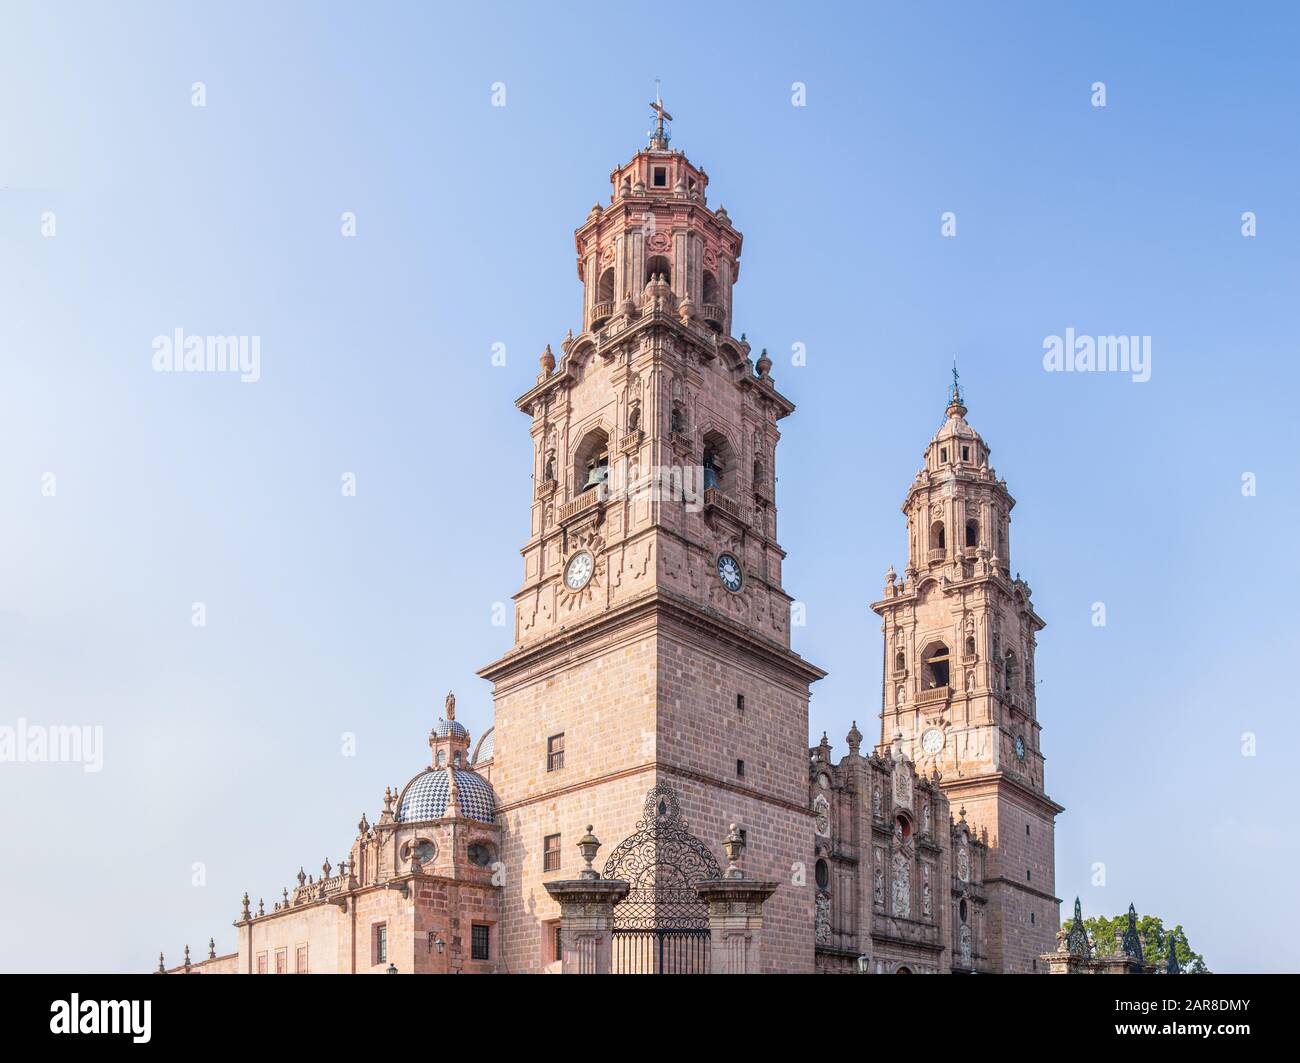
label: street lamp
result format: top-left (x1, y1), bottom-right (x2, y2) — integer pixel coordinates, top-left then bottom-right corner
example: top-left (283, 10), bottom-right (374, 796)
top-left (385, 963), bottom-right (398, 974)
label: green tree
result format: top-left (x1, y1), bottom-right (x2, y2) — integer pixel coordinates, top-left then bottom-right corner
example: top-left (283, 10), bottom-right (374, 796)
top-left (1064, 912), bottom-right (1210, 974)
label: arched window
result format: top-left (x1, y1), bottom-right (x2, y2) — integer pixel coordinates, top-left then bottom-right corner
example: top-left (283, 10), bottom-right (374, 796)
top-left (895, 814), bottom-right (912, 841)
top-left (1004, 651), bottom-right (1017, 693)
top-left (959, 899), bottom-right (968, 924)
top-left (670, 404), bottom-right (684, 435)
top-left (701, 430), bottom-right (732, 492)
top-left (596, 267), bottom-right (614, 304)
top-left (964, 635), bottom-right (976, 658)
top-left (921, 642), bottom-right (950, 689)
top-left (815, 859), bottom-right (830, 890)
top-left (574, 428), bottom-right (610, 495)
top-left (627, 404), bottom-right (641, 434)
top-left (645, 254), bottom-right (671, 287)
top-left (702, 270), bottom-right (719, 305)
top-left (894, 651), bottom-right (906, 673)
top-left (965, 520), bottom-right (978, 548)
top-left (930, 521), bottom-right (946, 552)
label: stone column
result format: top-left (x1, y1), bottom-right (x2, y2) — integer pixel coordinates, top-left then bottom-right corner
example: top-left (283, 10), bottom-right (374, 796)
top-left (695, 878), bottom-right (778, 974)
top-left (693, 823), bottom-right (778, 974)
top-left (542, 825), bottom-right (629, 975)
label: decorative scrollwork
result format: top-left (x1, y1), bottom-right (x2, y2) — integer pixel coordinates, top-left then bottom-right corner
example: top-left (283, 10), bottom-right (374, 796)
top-left (603, 784), bottom-right (721, 930)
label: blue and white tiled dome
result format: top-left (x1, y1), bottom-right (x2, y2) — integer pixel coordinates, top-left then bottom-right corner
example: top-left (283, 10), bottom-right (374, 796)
top-left (433, 717), bottom-right (470, 740)
top-left (471, 727), bottom-right (494, 766)
top-left (396, 768), bottom-right (496, 824)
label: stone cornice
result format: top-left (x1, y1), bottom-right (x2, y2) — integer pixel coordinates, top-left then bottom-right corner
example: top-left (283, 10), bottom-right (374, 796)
top-left (478, 587), bottom-right (825, 692)
top-left (938, 771), bottom-right (1066, 816)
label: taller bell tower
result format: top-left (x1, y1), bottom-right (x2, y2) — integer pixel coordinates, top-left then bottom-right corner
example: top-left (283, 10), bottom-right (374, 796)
top-left (479, 102), bottom-right (824, 973)
top-left (871, 379), bottom-right (1063, 972)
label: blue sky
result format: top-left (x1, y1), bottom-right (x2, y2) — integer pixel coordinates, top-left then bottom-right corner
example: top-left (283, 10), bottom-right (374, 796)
top-left (2, 1), bottom-right (1296, 972)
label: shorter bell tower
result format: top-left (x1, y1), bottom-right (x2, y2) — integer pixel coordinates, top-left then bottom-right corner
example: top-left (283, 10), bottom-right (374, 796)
top-left (871, 376), bottom-right (1063, 972)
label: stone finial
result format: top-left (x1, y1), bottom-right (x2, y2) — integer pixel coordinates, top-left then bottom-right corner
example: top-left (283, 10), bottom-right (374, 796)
top-left (576, 825), bottom-right (602, 880)
top-left (755, 348), bottom-right (772, 379)
top-left (158, 951), bottom-right (166, 973)
top-left (297, 866), bottom-right (307, 887)
top-left (240, 892), bottom-right (251, 921)
top-left (846, 720), bottom-right (863, 755)
top-left (722, 823), bottom-right (746, 879)
top-left (358, 812), bottom-right (369, 834)
top-left (444, 691), bottom-right (456, 720)
top-left (257, 897), bottom-right (265, 917)
top-left (382, 787), bottom-right (394, 814)
top-left (885, 563), bottom-right (897, 586)
top-left (957, 805), bottom-right (967, 822)
top-left (282, 887), bottom-right (289, 906)
top-left (183, 944), bottom-right (191, 970)
top-left (208, 937), bottom-right (216, 960)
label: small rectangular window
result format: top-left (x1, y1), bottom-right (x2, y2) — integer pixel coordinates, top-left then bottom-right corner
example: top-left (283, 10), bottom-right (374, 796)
top-left (274, 948), bottom-right (287, 975)
top-left (736, 759), bottom-right (745, 778)
top-left (554, 923), bottom-right (563, 961)
top-left (374, 923), bottom-right (388, 965)
top-left (940, 447), bottom-right (948, 462)
top-left (543, 833), bottom-right (562, 871)
top-left (547, 733), bottom-right (565, 772)
top-left (653, 167), bottom-right (667, 187)
top-left (256, 951), bottom-right (268, 975)
top-left (736, 693), bottom-right (745, 713)
top-left (471, 924), bottom-right (491, 961)
top-left (295, 944), bottom-right (308, 973)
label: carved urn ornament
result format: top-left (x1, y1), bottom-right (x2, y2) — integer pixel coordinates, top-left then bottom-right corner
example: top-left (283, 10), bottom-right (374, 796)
top-left (722, 822), bottom-right (746, 878)
top-left (576, 825), bottom-right (602, 879)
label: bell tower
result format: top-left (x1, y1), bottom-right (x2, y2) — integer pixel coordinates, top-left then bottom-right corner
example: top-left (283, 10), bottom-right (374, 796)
top-left (871, 376), bottom-right (1063, 972)
top-left (479, 101), bottom-right (824, 973)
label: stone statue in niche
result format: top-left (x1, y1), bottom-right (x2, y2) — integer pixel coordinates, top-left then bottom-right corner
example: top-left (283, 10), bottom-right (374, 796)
top-left (922, 801), bottom-right (931, 835)
top-left (815, 892), bottom-right (831, 944)
top-left (893, 766), bottom-right (911, 809)
top-left (957, 842), bottom-right (970, 883)
top-left (922, 865), bottom-right (932, 917)
top-left (872, 785), bottom-right (882, 819)
top-left (959, 924), bottom-right (973, 966)
top-left (873, 849), bottom-right (885, 907)
top-left (890, 853), bottom-right (911, 918)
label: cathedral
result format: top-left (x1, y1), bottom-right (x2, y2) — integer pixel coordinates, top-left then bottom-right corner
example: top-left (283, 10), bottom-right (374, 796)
top-left (159, 101), bottom-right (1064, 975)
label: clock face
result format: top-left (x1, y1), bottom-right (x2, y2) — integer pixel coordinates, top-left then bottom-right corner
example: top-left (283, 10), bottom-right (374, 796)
top-left (1014, 735), bottom-right (1026, 761)
top-left (921, 728), bottom-right (943, 755)
top-left (717, 552), bottom-right (743, 593)
top-left (564, 550), bottom-right (594, 590)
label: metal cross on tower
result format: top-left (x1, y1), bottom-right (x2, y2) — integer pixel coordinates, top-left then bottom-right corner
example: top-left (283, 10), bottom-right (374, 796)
top-left (648, 81), bottom-right (673, 147)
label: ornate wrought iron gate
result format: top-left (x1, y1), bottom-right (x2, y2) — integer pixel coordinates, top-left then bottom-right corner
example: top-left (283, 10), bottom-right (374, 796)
top-left (604, 784), bottom-right (721, 974)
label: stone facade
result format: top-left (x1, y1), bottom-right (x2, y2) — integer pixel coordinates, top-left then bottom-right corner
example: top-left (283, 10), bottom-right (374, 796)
top-left (158, 103), bottom-right (1063, 975)
top-left (810, 729), bottom-right (990, 974)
